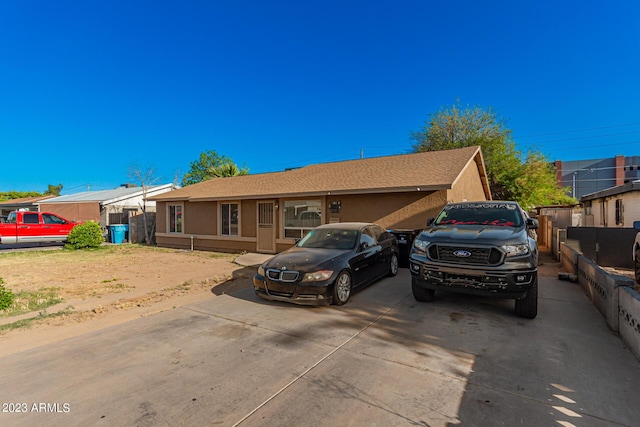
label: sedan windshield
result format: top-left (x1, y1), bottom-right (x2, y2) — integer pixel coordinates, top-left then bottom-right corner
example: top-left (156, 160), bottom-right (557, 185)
top-left (297, 228), bottom-right (358, 249)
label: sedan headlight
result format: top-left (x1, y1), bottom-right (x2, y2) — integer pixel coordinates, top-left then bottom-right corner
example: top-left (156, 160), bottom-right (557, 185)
top-left (301, 270), bottom-right (334, 282)
top-left (502, 244), bottom-right (529, 257)
top-left (257, 265), bottom-right (266, 276)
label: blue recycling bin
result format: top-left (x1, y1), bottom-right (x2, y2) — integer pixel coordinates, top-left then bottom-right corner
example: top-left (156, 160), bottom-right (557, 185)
top-left (109, 224), bottom-right (129, 244)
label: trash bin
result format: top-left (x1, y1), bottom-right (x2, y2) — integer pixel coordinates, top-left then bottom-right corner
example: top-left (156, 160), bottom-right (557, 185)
top-left (109, 224), bottom-right (129, 244)
top-left (388, 229), bottom-right (422, 268)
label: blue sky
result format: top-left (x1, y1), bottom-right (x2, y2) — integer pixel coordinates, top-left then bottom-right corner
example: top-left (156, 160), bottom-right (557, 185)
top-left (2, 1), bottom-right (639, 194)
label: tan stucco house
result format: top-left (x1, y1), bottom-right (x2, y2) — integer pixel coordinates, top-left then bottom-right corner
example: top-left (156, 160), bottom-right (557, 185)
top-left (150, 146), bottom-right (491, 254)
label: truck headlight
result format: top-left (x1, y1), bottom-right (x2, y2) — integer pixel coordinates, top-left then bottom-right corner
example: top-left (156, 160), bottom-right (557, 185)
top-left (502, 244), bottom-right (529, 257)
top-left (413, 239), bottom-right (429, 254)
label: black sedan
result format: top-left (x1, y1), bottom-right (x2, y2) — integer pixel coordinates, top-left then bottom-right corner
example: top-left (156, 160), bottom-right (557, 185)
top-left (253, 222), bottom-right (399, 306)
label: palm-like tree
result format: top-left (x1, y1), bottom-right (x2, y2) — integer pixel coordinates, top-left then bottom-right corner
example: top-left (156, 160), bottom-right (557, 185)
top-left (208, 163), bottom-right (249, 178)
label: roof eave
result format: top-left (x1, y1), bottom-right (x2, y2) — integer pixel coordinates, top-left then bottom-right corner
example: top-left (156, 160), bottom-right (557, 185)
top-left (178, 185), bottom-right (450, 202)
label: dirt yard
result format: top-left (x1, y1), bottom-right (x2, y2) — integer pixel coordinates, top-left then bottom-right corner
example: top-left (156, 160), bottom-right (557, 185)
top-left (0, 245), bottom-right (257, 356)
top-left (0, 245), bottom-right (564, 357)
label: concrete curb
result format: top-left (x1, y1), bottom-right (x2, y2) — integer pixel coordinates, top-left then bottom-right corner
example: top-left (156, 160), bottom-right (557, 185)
top-left (234, 252), bottom-right (274, 267)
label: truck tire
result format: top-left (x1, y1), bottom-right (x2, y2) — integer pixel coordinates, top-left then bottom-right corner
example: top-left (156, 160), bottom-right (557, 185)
top-left (412, 278), bottom-right (435, 302)
top-left (514, 275), bottom-right (538, 319)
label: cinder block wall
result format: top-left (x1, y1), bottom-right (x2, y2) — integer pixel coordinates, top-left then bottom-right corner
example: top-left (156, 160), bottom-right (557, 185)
top-left (559, 243), bottom-right (640, 359)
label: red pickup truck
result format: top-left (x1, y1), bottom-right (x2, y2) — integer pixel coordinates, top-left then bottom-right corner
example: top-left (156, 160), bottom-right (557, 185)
top-left (0, 211), bottom-right (77, 244)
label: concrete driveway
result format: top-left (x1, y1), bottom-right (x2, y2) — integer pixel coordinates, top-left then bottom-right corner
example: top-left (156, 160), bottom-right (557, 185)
top-left (1, 270), bottom-right (639, 426)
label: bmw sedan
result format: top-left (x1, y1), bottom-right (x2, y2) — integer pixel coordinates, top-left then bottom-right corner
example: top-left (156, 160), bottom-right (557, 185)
top-left (253, 222), bottom-right (399, 306)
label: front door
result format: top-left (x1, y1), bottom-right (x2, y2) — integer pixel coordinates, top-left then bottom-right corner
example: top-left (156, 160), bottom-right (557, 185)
top-left (257, 202), bottom-right (276, 253)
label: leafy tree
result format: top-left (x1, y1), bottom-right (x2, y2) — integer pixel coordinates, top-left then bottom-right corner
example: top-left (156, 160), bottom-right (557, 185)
top-left (411, 103), bottom-right (575, 208)
top-left (0, 183), bottom-right (63, 201)
top-left (0, 191), bottom-right (42, 201)
top-left (44, 183), bottom-right (63, 196)
top-left (182, 150), bottom-right (249, 186)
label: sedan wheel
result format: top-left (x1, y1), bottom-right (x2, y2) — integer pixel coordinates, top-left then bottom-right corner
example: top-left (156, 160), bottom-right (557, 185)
top-left (388, 253), bottom-right (399, 277)
top-left (333, 271), bottom-right (352, 305)
top-left (635, 249), bottom-right (640, 284)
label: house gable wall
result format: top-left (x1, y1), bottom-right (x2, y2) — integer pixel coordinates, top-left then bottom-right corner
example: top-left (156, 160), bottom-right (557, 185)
top-left (447, 160), bottom-right (488, 203)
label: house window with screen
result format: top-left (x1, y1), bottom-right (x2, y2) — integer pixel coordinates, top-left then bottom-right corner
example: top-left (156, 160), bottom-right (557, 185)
top-left (284, 200), bottom-right (322, 239)
top-left (169, 204), bottom-right (183, 233)
top-left (221, 203), bottom-right (239, 236)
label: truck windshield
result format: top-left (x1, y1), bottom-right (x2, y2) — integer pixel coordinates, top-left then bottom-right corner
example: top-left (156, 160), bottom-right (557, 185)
top-left (435, 204), bottom-right (523, 227)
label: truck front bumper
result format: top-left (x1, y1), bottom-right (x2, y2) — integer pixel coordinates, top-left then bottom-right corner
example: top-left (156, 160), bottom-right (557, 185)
top-left (409, 256), bottom-right (537, 299)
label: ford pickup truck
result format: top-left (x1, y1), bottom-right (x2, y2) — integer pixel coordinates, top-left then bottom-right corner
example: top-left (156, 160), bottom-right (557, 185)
top-left (409, 201), bottom-right (539, 319)
top-left (0, 211), bottom-right (77, 244)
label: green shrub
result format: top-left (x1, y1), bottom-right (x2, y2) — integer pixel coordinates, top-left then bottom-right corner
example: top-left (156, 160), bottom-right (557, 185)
top-left (65, 221), bottom-right (105, 249)
top-left (0, 278), bottom-right (15, 310)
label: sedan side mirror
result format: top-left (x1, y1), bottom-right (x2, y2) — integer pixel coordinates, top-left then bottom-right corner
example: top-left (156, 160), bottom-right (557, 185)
top-left (526, 218), bottom-right (539, 229)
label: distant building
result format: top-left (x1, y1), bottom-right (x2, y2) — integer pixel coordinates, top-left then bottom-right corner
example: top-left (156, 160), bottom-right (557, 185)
top-left (555, 155), bottom-right (640, 199)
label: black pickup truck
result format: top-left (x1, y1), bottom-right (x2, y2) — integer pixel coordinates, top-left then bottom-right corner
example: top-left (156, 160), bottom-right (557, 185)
top-left (408, 201), bottom-right (539, 319)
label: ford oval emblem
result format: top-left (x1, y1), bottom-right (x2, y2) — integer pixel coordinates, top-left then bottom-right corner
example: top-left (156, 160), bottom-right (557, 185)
top-left (453, 250), bottom-right (472, 258)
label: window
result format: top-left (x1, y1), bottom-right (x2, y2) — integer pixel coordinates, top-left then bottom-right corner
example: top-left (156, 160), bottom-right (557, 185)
top-left (221, 203), bottom-right (239, 236)
top-left (169, 204), bottom-right (183, 233)
top-left (23, 213), bottom-right (40, 224)
top-left (284, 200), bottom-right (322, 239)
top-left (615, 199), bottom-right (624, 225)
top-left (42, 214), bottom-right (67, 224)
top-left (360, 228), bottom-right (376, 248)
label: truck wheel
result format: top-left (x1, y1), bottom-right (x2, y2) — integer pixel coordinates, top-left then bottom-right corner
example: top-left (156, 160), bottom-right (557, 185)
top-left (514, 275), bottom-right (538, 319)
top-left (412, 278), bottom-right (435, 302)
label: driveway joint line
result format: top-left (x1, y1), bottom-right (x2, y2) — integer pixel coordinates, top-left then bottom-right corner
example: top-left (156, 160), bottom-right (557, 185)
top-left (231, 296), bottom-right (409, 426)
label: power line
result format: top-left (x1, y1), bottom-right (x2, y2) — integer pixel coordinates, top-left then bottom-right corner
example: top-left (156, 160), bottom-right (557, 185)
top-left (516, 121), bottom-right (640, 140)
top-left (518, 131), bottom-right (640, 145)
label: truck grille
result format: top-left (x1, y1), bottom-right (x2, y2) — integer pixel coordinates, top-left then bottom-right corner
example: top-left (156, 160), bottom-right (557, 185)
top-left (266, 269), bottom-right (300, 282)
top-left (428, 245), bottom-right (504, 266)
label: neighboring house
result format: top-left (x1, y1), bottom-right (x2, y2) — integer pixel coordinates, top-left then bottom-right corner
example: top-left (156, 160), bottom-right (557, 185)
top-left (580, 179), bottom-right (640, 228)
top-left (0, 195), bottom-right (56, 218)
top-left (149, 146), bottom-right (492, 254)
top-left (555, 155), bottom-right (640, 199)
top-left (39, 184), bottom-right (178, 227)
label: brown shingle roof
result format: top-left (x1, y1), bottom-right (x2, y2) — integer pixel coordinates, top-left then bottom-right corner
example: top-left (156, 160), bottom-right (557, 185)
top-left (151, 146), bottom-right (488, 201)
